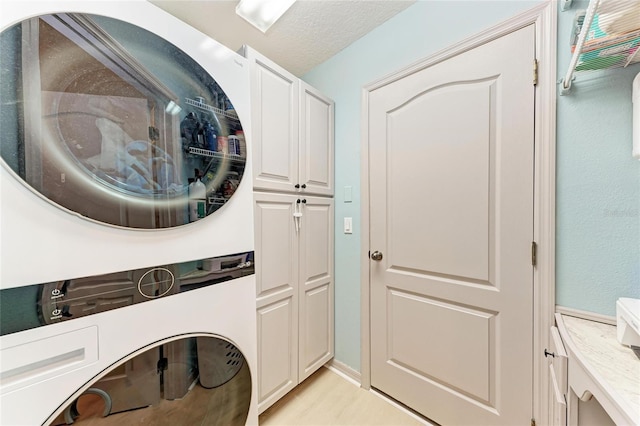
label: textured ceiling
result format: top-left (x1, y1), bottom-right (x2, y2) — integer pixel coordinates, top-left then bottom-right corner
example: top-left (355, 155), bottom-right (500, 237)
top-left (150, 0), bottom-right (416, 76)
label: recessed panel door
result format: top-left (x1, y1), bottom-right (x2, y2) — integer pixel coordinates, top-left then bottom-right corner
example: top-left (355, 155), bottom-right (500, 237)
top-left (247, 47), bottom-right (300, 193)
top-left (298, 196), bottom-right (334, 381)
top-left (299, 83), bottom-right (334, 196)
top-left (254, 192), bottom-right (299, 412)
top-left (369, 25), bottom-right (536, 425)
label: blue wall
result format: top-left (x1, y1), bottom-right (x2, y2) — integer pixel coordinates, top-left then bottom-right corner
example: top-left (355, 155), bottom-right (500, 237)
top-left (555, 1), bottom-right (640, 317)
top-left (303, 1), bottom-right (640, 373)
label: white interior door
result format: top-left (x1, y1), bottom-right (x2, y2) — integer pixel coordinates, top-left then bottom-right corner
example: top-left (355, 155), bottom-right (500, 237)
top-left (369, 25), bottom-right (536, 426)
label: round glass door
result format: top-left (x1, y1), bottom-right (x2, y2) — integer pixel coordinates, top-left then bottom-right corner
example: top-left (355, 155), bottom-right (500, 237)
top-left (47, 335), bottom-right (251, 425)
top-left (0, 13), bottom-right (246, 228)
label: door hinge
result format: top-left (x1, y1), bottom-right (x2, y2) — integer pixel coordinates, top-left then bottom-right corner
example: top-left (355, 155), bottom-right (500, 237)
top-left (533, 59), bottom-right (539, 86)
top-left (531, 418), bottom-right (536, 426)
top-left (531, 241), bottom-right (537, 267)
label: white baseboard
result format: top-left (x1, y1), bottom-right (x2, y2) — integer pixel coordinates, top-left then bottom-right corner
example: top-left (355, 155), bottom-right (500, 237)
top-left (324, 359), bottom-right (361, 387)
top-left (556, 305), bottom-right (616, 325)
top-left (369, 389), bottom-right (437, 425)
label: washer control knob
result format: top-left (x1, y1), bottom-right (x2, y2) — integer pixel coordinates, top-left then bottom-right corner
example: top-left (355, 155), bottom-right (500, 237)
top-left (138, 268), bottom-right (175, 299)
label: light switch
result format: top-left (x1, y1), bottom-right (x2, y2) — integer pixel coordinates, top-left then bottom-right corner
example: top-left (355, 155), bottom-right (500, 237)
top-left (344, 186), bottom-right (352, 203)
top-left (344, 217), bottom-right (353, 234)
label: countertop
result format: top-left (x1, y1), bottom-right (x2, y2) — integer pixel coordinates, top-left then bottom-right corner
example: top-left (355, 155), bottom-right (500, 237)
top-left (558, 314), bottom-right (640, 424)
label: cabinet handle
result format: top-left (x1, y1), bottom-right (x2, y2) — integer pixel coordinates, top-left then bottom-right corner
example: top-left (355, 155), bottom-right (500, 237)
top-left (293, 201), bottom-right (302, 234)
top-left (301, 184), bottom-right (306, 189)
top-left (295, 184), bottom-right (300, 189)
top-left (544, 349), bottom-right (555, 358)
top-left (301, 199), bottom-right (307, 204)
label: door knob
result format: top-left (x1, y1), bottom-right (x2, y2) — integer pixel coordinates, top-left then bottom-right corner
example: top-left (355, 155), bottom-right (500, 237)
top-left (370, 251), bottom-right (383, 261)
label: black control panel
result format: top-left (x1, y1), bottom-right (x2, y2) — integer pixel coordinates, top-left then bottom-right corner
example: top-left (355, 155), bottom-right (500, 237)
top-left (0, 252), bottom-right (254, 336)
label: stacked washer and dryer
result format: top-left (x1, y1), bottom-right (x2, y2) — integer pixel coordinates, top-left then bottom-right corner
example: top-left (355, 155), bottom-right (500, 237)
top-left (0, 2), bottom-right (257, 424)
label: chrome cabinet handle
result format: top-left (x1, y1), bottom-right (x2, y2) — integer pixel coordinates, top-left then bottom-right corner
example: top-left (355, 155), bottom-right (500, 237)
top-left (370, 251), bottom-right (383, 261)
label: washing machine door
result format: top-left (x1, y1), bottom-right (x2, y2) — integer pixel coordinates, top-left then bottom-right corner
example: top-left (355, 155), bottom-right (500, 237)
top-left (47, 335), bottom-right (250, 425)
top-left (0, 13), bottom-right (247, 229)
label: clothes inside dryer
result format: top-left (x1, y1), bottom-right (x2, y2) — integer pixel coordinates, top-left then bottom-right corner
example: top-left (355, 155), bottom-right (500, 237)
top-left (0, 12), bottom-right (247, 228)
top-left (49, 335), bottom-right (250, 425)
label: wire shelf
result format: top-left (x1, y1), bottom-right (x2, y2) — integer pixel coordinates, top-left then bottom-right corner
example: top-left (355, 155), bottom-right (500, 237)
top-left (185, 97), bottom-right (240, 122)
top-left (188, 147), bottom-right (244, 161)
top-left (562, 0), bottom-right (640, 94)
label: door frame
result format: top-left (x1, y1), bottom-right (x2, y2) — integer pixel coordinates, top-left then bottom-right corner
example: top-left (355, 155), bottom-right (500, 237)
top-left (359, 2), bottom-right (557, 423)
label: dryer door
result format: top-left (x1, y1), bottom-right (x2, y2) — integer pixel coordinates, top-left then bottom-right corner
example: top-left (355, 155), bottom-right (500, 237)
top-left (48, 335), bottom-right (250, 425)
top-left (1, 13), bottom-right (247, 229)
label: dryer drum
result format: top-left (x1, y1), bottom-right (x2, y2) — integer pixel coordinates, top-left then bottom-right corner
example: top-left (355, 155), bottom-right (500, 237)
top-left (196, 338), bottom-right (244, 389)
top-left (49, 335), bottom-right (251, 426)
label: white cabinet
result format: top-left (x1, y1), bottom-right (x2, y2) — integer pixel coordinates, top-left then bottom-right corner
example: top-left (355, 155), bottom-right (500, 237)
top-left (299, 82), bottom-right (334, 196)
top-left (555, 314), bottom-right (638, 426)
top-left (254, 193), bottom-right (334, 413)
top-left (245, 46), bottom-right (334, 196)
top-left (246, 47), bottom-right (299, 193)
top-left (245, 45), bottom-right (335, 413)
top-left (548, 326), bottom-right (568, 426)
top-left (297, 196), bottom-right (334, 381)
top-left (254, 193), bottom-right (299, 409)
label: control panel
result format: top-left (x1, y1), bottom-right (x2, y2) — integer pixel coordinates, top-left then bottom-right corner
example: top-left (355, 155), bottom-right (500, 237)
top-left (0, 252), bottom-right (254, 336)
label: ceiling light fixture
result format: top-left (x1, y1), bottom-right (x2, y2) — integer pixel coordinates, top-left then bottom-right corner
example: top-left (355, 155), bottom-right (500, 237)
top-left (236, 0), bottom-right (296, 33)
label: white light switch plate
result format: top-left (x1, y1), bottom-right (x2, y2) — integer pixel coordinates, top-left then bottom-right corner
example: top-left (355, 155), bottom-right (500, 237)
top-left (344, 217), bottom-right (353, 234)
top-left (344, 186), bottom-right (352, 203)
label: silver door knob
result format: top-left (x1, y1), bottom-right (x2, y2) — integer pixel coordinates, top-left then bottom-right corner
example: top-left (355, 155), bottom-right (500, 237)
top-left (371, 251), bottom-right (383, 261)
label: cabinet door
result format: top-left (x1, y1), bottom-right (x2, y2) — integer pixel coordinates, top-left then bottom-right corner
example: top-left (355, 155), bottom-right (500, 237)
top-left (298, 196), bottom-right (334, 381)
top-left (246, 47), bottom-right (299, 193)
top-left (254, 192), bottom-right (299, 413)
top-left (257, 298), bottom-right (297, 414)
top-left (299, 82), bottom-right (334, 196)
top-left (549, 326), bottom-right (568, 426)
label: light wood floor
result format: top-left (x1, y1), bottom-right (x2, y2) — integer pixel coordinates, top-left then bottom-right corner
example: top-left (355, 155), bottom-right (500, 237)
top-left (259, 367), bottom-right (430, 426)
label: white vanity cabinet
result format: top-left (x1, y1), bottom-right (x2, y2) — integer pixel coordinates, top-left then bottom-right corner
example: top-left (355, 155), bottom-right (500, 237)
top-left (548, 326), bottom-right (568, 426)
top-left (254, 193), bottom-right (334, 413)
top-left (554, 313), bottom-right (639, 426)
top-left (244, 46), bottom-right (334, 196)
